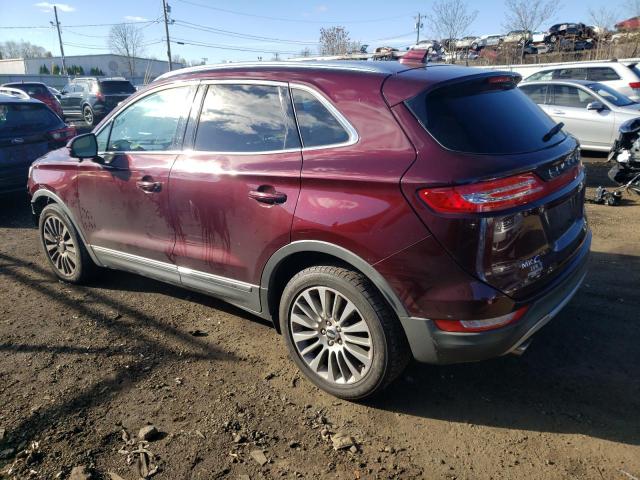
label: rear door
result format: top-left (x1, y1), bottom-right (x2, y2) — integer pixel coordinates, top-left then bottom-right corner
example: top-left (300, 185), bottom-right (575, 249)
top-left (99, 80), bottom-right (136, 111)
top-left (169, 82), bottom-right (302, 311)
top-left (77, 84), bottom-right (196, 282)
top-left (549, 84), bottom-right (614, 147)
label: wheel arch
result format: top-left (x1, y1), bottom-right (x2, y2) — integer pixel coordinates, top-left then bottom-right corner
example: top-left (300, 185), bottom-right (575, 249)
top-left (31, 189), bottom-right (102, 266)
top-left (260, 240), bottom-right (409, 333)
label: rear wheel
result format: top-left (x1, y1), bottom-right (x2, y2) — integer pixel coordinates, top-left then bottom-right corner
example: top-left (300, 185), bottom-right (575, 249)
top-left (279, 266), bottom-right (409, 400)
top-left (82, 105), bottom-right (94, 126)
top-left (39, 203), bottom-right (96, 283)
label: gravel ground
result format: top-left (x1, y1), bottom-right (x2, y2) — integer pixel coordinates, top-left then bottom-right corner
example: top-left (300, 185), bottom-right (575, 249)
top-left (0, 155), bottom-right (638, 480)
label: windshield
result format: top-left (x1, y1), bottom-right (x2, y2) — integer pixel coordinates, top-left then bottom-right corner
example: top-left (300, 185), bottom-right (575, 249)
top-left (99, 80), bottom-right (136, 95)
top-left (0, 102), bottom-right (61, 136)
top-left (586, 82), bottom-right (635, 107)
top-left (406, 76), bottom-right (565, 155)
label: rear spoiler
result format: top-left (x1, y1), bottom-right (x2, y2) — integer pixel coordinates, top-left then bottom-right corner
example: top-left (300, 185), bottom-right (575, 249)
top-left (399, 49), bottom-right (430, 66)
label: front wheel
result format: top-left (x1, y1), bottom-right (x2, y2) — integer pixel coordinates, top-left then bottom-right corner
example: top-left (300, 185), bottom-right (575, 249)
top-left (279, 266), bottom-right (410, 400)
top-left (39, 203), bottom-right (97, 283)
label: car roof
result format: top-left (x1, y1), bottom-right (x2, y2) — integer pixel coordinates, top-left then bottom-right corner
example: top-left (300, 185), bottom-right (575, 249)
top-left (520, 79), bottom-right (596, 87)
top-left (156, 60), bottom-right (419, 82)
top-left (2, 81), bottom-right (47, 87)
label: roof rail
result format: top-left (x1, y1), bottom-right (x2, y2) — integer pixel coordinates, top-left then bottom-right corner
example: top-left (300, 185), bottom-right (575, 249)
top-left (0, 87), bottom-right (30, 100)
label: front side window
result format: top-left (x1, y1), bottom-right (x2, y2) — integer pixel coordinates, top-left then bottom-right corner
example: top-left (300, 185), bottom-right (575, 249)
top-left (107, 85), bottom-right (195, 152)
top-left (551, 85), bottom-right (596, 108)
top-left (96, 121), bottom-right (110, 152)
top-left (553, 68), bottom-right (588, 80)
top-left (194, 84), bottom-right (300, 152)
top-left (291, 88), bottom-right (351, 148)
top-left (526, 70), bottom-right (553, 81)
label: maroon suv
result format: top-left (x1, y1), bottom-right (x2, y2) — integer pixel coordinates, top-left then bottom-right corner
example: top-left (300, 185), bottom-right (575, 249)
top-left (28, 61), bottom-right (590, 399)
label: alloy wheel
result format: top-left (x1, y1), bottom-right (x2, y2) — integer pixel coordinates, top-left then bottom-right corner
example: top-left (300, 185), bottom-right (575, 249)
top-left (43, 215), bottom-right (78, 277)
top-left (289, 286), bottom-right (373, 385)
top-left (83, 107), bottom-right (93, 125)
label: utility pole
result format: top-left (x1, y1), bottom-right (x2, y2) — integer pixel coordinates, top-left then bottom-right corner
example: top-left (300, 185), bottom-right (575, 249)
top-left (52, 6), bottom-right (67, 75)
top-left (414, 13), bottom-right (424, 44)
top-left (162, 0), bottom-right (173, 71)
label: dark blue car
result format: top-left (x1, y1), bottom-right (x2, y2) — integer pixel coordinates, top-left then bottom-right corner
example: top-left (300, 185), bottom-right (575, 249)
top-left (0, 90), bottom-right (75, 194)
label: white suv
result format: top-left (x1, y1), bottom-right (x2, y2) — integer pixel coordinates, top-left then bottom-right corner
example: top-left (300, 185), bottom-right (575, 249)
top-left (523, 61), bottom-right (640, 101)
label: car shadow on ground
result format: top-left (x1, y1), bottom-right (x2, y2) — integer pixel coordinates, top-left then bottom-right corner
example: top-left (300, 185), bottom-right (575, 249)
top-left (369, 248), bottom-right (640, 446)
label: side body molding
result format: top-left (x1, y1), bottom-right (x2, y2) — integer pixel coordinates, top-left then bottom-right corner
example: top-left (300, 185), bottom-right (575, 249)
top-left (31, 189), bottom-right (103, 266)
top-left (259, 240), bottom-right (410, 321)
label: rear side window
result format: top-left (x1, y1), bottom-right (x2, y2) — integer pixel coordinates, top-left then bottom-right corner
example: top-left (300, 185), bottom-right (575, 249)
top-left (0, 102), bottom-right (60, 135)
top-left (406, 77), bottom-right (564, 155)
top-left (291, 88), bottom-right (350, 148)
top-left (519, 84), bottom-right (548, 104)
top-left (587, 67), bottom-right (621, 81)
top-left (194, 84), bottom-right (300, 152)
top-left (526, 70), bottom-right (553, 81)
top-left (99, 80), bottom-right (136, 95)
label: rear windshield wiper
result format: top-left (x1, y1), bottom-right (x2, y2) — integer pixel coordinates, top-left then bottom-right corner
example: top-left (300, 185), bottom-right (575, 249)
top-left (542, 122), bottom-right (564, 142)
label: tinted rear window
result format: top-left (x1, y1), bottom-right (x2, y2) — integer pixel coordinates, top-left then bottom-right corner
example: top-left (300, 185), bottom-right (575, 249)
top-left (0, 102), bottom-right (61, 136)
top-left (99, 81), bottom-right (136, 94)
top-left (406, 77), bottom-right (565, 155)
top-left (5, 83), bottom-right (49, 96)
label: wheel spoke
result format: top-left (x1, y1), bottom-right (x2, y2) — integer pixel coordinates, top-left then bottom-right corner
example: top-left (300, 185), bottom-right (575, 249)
top-left (341, 319), bottom-right (369, 334)
top-left (291, 311), bottom-right (317, 330)
top-left (292, 330), bottom-right (318, 342)
top-left (308, 346), bottom-right (327, 372)
top-left (342, 333), bottom-right (372, 348)
top-left (302, 290), bottom-right (323, 319)
top-left (299, 339), bottom-right (321, 356)
top-left (343, 342), bottom-right (371, 364)
top-left (340, 351), bottom-right (363, 382)
top-left (338, 302), bottom-right (357, 325)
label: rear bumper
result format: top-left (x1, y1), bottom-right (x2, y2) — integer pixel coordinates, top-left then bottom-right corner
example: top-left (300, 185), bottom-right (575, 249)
top-left (400, 230), bottom-right (590, 364)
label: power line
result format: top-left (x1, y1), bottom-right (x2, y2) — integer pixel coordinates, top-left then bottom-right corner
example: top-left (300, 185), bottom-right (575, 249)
top-left (171, 37), bottom-right (300, 55)
top-left (174, 0), bottom-right (412, 24)
top-left (0, 20), bottom-right (157, 30)
top-left (173, 20), bottom-right (319, 45)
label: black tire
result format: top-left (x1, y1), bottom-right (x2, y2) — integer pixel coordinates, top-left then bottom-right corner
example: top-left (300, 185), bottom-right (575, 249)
top-left (279, 266), bottom-right (410, 400)
top-left (39, 203), bottom-right (97, 284)
top-left (82, 105), bottom-right (94, 127)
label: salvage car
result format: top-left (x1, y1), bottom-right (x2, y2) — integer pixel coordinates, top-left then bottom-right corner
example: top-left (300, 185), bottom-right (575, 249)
top-left (0, 88), bottom-right (75, 194)
top-left (520, 79), bottom-right (640, 151)
top-left (28, 61), bottom-right (590, 399)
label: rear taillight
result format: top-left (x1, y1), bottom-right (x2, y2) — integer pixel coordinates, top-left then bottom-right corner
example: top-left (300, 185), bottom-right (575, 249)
top-left (629, 82), bottom-right (640, 89)
top-left (96, 92), bottom-right (105, 101)
top-left (419, 166), bottom-right (581, 214)
top-left (48, 125), bottom-right (76, 141)
top-left (434, 306), bottom-right (529, 333)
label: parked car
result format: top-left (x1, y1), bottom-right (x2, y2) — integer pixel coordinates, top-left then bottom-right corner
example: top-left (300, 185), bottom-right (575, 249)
top-left (409, 39), bottom-right (442, 52)
top-left (472, 34), bottom-right (503, 49)
top-left (455, 36), bottom-right (478, 49)
top-left (48, 86), bottom-right (62, 100)
top-left (28, 62), bottom-right (590, 399)
top-left (59, 77), bottom-right (136, 126)
top-left (531, 31), bottom-right (547, 43)
top-left (523, 61), bottom-right (640, 101)
top-left (545, 23), bottom-right (591, 43)
top-left (0, 88), bottom-right (75, 194)
top-left (2, 81), bottom-right (63, 118)
top-left (520, 79), bottom-right (640, 151)
top-left (503, 30), bottom-right (531, 44)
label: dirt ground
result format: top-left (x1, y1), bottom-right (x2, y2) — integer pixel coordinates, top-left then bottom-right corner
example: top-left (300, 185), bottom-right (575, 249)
top-left (0, 155), bottom-right (638, 480)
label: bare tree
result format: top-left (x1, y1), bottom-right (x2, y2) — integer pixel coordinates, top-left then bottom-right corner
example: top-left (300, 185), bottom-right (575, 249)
top-left (108, 24), bottom-right (144, 78)
top-left (0, 40), bottom-right (51, 59)
top-left (319, 26), bottom-right (352, 56)
top-left (589, 6), bottom-right (618, 59)
top-left (503, 0), bottom-right (558, 62)
top-left (426, 0), bottom-right (478, 63)
top-left (299, 47), bottom-right (312, 57)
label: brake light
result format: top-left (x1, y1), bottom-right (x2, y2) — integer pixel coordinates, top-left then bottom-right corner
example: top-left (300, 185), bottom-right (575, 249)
top-left (419, 173), bottom-right (547, 213)
top-left (48, 125), bottom-right (76, 141)
top-left (96, 91), bottom-right (105, 101)
top-left (629, 82), bottom-right (640, 89)
top-left (434, 306), bottom-right (529, 333)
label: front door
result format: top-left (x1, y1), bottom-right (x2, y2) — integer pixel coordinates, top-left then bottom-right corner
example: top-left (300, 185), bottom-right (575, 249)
top-left (549, 84), bottom-right (614, 148)
top-left (169, 82), bottom-right (302, 311)
top-left (77, 84), bottom-right (196, 283)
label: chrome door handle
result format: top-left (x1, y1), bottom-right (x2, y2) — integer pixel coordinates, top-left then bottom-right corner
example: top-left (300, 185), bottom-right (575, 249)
top-left (248, 188), bottom-right (287, 204)
top-left (136, 179), bottom-right (162, 193)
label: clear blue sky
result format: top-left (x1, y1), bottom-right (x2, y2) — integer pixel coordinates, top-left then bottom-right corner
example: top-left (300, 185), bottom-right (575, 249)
top-left (0, 0), bottom-right (630, 63)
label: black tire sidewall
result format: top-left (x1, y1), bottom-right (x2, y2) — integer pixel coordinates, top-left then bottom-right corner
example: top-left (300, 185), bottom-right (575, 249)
top-left (39, 204), bottom-right (86, 283)
top-left (279, 268), bottom-right (391, 400)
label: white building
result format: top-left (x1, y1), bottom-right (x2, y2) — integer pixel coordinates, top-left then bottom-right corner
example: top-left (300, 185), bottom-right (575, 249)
top-left (0, 53), bottom-right (183, 84)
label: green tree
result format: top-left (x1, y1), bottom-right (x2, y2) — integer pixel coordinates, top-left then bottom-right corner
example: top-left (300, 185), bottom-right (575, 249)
top-left (39, 64), bottom-right (50, 74)
top-left (52, 64), bottom-right (61, 75)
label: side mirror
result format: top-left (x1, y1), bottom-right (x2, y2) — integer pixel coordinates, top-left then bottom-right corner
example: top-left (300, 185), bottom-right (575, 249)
top-left (587, 101), bottom-right (605, 111)
top-left (68, 133), bottom-right (98, 160)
